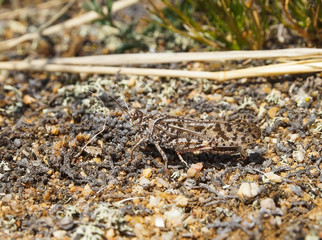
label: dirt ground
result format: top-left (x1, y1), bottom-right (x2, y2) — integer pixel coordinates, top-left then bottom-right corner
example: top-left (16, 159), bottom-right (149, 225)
top-left (0, 1), bottom-right (321, 240)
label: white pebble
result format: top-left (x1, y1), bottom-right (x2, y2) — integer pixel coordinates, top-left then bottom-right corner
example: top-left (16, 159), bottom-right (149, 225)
top-left (155, 216), bottom-right (165, 228)
top-left (260, 198), bottom-right (276, 210)
top-left (148, 196), bottom-right (161, 208)
top-left (264, 172), bottom-right (282, 183)
top-left (293, 145), bottom-right (306, 163)
top-left (53, 230), bottom-right (67, 240)
top-left (156, 177), bottom-right (169, 188)
top-left (174, 196), bottom-right (188, 207)
top-left (164, 207), bottom-right (184, 227)
top-left (161, 231), bottom-right (174, 240)
top-left (237, 182), bottom-right (260, 201)
top-left (139, 177), bottom-right (151, 187)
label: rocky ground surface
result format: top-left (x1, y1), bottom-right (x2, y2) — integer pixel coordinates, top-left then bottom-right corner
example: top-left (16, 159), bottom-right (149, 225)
top-left (0, 1), bottom-right (321, 240)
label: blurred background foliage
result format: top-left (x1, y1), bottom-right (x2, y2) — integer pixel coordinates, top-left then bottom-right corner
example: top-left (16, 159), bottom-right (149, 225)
top-left (147, 0), bottom-right (321, 50)
top-left (83, 0), bottom-right (321, 52)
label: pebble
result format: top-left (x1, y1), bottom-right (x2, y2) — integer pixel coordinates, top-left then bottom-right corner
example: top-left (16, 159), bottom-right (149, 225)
top-left (164, 207), bottom-right (184, 227)
top-left (237, 182), bottom-right (260, 201)
top-left (206, 93), bottom-right (222, 102)
top-left (264, 172), bottom-right (282, 183)
top-left (22, 95), bottom-right (36, 105)
top-left (127, 76), bottom-right (136, 87)
top-left (82, 184), bottom-right (93, 197)
top-left (187, 163), bottom-right (203, 177)
top-left (155, 216), bottom-right (165, 228)
top-left (290, 184), bottom-right (303, 197)
top-left (13, 139), bottom-right (21, 147)
top-left (142, 168), bottom-right (152, 178)
top-left (105, 228), bottom-right (115, 239)
top-left (161, 231), bottom-right (174, 240)
top-left (293, 145), bottom-right (306, 163)
top-left (268, 106), bottom-right (279, 118)
top-left (174, 196), bottom-right (188, 207)
top-left (53, 230), bottom-right (67, 240)
top-left (58, 217), bottom-right (74, 230)
top-left (289, 133), bottom-right (300, 142)
top-left (148, 196), bottom-right (161, 208)
top-left (2, 194), bottom-right (12, 202)
top-left (260, 198), bottom-right (276, 210)
top-left (139, 177), bottom-right (151, 188)
top-left (307, 207), bottom-right (322, 221)
top-left (156, 177), bottom-right (169, 188)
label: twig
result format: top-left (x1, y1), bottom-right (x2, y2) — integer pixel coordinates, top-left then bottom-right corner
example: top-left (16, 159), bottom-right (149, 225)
top-left (0, 59), bottom-right (321, 81)
top-left (0, 0), bottom-right (69, 20)
top-left (74, 120), bottom-right (107, 159)
top-left (0, 0), bottom-right (139, 51)
top-left (19, 48), bottom-right (322, 66)
top-left (38, 0), bottom-right (77, 32)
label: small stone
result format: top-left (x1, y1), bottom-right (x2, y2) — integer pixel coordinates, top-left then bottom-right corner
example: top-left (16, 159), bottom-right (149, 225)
top-left (53, 230), bottom-right (67, 240)
top-left (50, 126), bottom-right (60, 135)
top-left (139, 177), bottom-right (151, 188)
top-left (142, 168), bottom-right (152, 178)
top-left (307, 207), bottom-right (322, 221)
top-left (237, 182), bottom-right (260, 201)
top-left (174, 196), bottom-right (188, 207)
top-left (127, 76), bottom-right (136, 87)
top-left (156, 177), bottom-right (169, 188)
top-left (207, 93), bottom-right (222, 102)
top-left (270, 216), bottom-right (282, 227)
top-left (155, 216), bottom-right (165, 228)
top-left (293, 145), bottom-right (306, 163)
top-left (289, 133), bottom-right (300, 142)
top-left (58, 217), bottom-right (74, 230)
top-left (23, 95), bottom-right (36, 105)
top-left (264, 172), bottom-right (282, 183)
top-left (148, 196), bottom-right (161, 208)
top-left (187, 168), bottom-right (197, 177)
top-left (290, 184), bottom-right (302, 197)
top-left (191, 162), bottom-right (203, 171)
top-left (134, 223), bottom-right (149, 239)
top-left (268, 107), bottom-right (279, 119)
top-left (105, 228), bottom-right (115, 239)
top-left (2, 194), bottom-right (12, 202)
top-left (84, 146), bottom-right (102, 156)
top-left (161, 231), bottom-right (174, 240)
top-left (187, 163), bottom-right (203, 177)
top-left (164, 207), bottom-right (184, 227)
top-left (260, 198), bottom-right (276, 210)
top-left (223, 96), bottom-right (237, 104)
top-left (13, 139), bottom-right (21, 147)
top-left (82, 184), bottom-right (93, 197)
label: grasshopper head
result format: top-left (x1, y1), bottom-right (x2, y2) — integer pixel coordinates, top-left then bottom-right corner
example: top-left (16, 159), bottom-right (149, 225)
top-left (129, 109), bottom-right (144, 130)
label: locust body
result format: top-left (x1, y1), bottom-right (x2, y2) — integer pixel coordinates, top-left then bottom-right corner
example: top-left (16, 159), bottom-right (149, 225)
top-left (124, 107), bottom-right (261, 170)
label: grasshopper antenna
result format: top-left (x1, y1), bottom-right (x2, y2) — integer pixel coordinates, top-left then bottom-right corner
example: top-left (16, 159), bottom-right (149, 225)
top-left (110, 95), bottom-right (131, 118)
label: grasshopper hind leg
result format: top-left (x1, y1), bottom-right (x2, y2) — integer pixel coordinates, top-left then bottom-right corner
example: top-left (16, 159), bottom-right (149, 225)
top-left (154, 142), bottom-right (170, 174)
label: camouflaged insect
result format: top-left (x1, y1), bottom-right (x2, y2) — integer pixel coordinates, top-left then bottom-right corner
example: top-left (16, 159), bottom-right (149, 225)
top-left (112, 98), bottom-right (261, 170)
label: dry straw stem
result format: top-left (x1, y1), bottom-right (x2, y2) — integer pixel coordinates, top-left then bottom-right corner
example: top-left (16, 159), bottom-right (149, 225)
top-left (21, 48), bottom-right (322, 66)
top-left (0, 0), bottom-right (139, 51)
top-left (0, 0), bottom-right (70, 20)
top-left (0, 56), bottom-right (321, 81)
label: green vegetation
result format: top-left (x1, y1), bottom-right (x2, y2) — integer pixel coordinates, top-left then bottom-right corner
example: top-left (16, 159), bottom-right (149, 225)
top-left (84, 0), bottom-right (321, 51)
top-left (147, 0), bottom-right (321, 49)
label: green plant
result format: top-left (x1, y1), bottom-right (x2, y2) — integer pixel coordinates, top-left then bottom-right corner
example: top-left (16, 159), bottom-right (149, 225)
top-left (83, 0), bottom-right (115, 26)
top-left (147, 0), bottom-right (321, 50)
top-left (276, 0), bottom-right (321, 46)
top-left (83, 0), bottom-right (149, 52)
top-left (148, 0), bottom-right (272, 50)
